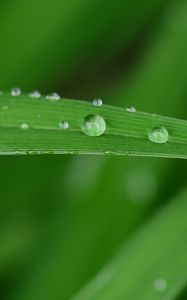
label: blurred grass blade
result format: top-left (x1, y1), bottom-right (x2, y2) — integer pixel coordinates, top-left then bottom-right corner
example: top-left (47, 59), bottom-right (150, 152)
top-left (112, 1), bottom-right (187, 117)
top-left (1, 94), bottom-right (187, 158)
top-left (70, 187), bottom-right (187, 300)
top-left (0, 0), bottom-right (174, 89)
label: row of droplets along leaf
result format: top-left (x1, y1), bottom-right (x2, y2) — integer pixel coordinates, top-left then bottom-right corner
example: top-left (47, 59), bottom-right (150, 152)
top-left (0, 88), bottom-right (169, 143)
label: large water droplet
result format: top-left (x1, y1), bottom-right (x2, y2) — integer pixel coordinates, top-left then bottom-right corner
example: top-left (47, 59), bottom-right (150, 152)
top-left (59, 120), bottom-right (69, 130)
top-left (20, 123), bottom-right (29, 130)
top-left (29, 90), bottom-right (41, 98)
top-left (11, 87), bottom-right (21, 97)
top-left (92, 98), bottom-right (103, 107)
top-left (46, 92), bottom-right (60, 101)
top-left (148, 127), bottom-right (169, 144)
top-left (81, 114), bottom-right (106, 137)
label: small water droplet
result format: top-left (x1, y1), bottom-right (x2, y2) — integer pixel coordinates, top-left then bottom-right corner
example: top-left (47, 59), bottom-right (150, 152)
top-left (46, 92), bottom-right (60, 101)
top-left (124, 151), bottom-right (130, 156)
top-left (59, 120), bottom-right (69, 130)
top-left (152, 113), bottom-right (157, 118)
top-left (29, 90), bottom-right (41, 98)
top-left (104, 151), bottom-right (116, 155)
top-left (92, 98), bottom-right (103, 107)
top-left (2, 105), bottom-right (8, 110)
top-left (154, 278), bottom-right (167, 292)
top-left (81, 114), bottom-right (106, 137)
top-left (126, 106), bottom-right (136, 113)
top-left (26, 150), bottom-right (37, 155)
top-left (20, 123), bottom-right (29, 130)
top-left (148, 127), bottom-right (169, 144)
top-left (11, 87), bottom-right (21, 97)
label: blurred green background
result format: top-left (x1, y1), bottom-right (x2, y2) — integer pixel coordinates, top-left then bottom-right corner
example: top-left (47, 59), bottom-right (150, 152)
top-left (0, 0), bottom-right (187, 299)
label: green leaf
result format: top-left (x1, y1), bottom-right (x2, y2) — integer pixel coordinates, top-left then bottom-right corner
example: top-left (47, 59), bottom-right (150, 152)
top-left (70, 187), bottom-right (187, 300)
top-left (1, 93), bottom-right (187, 158)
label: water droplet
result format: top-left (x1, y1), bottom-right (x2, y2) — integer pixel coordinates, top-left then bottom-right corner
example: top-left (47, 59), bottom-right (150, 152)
top-left (152, 113), bottom-right (157, 118)
top-left (29, 90), bottom-right (41, 98)
top-left (92, 98), bottom-right (103, 107)
top-left (126, 106), bottom-right (136, 113)
top-left (124, 151), bottom-right (130, 156)
top-left (59, 120), bottom-right (69, 130)
top-left (20, 123), bottom-right (29, 130)
top-left (81, 114), bottom-right (106, 137)
top-left (2, 105), bottom-right (8, 110)
top-left (148, 127), bottom-right (169, 144)
top-left (154, 279), bottom-right (167, 292)
top-left (11, 87), bottom-right (21, 97)
top-left (26, 150), bottom-right (37, 155)
top-left (46, 92), bottom-right (60, 101)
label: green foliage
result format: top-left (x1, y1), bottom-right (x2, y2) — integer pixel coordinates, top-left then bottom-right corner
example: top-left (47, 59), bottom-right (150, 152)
top-left (0, 1), bottom-right (187, 300)
top-left (1, 94), bottom-right (187, 158)
top-left (70, 187), bottom-right (187, 300)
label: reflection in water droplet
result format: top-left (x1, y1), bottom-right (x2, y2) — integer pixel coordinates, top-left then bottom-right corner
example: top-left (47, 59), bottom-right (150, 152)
top-left (81, 114), bottom-right (106, 137)
top-left (126, 107), bottom-right (136, 113)
top-left (154, 278), bottom-right (167, 292)
top-left (92, 98), bottom-right (103, 107)
top-left (148, 127), bottom-right (169, 144)
top-left (59, 120), bottom-right (69, 130)
top-left (20, 123), bottom-right (29, 130)
top-left (11, 87), bottom-right (21, 97)
top-left (29, 90), bottom-right (41, 98)
top-left (46, 93), bottom-right (60, 101)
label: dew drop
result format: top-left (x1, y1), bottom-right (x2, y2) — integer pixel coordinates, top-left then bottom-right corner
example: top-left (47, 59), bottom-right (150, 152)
top-left (148, 127), bottom-right (169, 144)
top-left (46, 92), bottom-right (60, 101)
top-left (81, 114), bottom-right (106, 137)
top-left (20, 123), bottom-right (29, 130)
top-left (126, 106), bottom-right (136, 113)
top-left (11, 87), bottom-right (21, 97)
top-left (29, 90), bottom-right (41, 98)
top-left (154, 278), bottom-right (167, 292)
top-left (59, 120), bottom-right (69, 130)
top-left (152, 113), bottom-right (157, 118)
top-left (92, 98), bottom-right (103, 107)
top-left (27, 150), bottom-right (37, 155)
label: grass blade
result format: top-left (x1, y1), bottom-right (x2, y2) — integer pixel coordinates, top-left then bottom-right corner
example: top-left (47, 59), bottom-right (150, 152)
top-left (1, 94), bottom-right (187, 158)
top-left (70, 187), bottom-right (187, 300)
